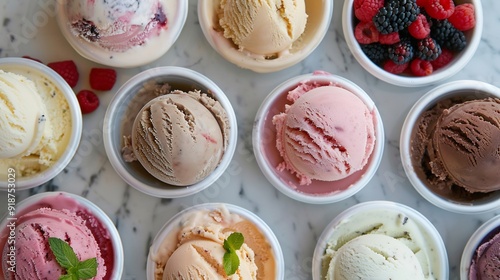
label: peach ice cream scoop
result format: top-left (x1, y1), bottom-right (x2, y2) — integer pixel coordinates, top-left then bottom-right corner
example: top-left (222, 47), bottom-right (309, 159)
top-left (272, 85), bottom-right (375, 185)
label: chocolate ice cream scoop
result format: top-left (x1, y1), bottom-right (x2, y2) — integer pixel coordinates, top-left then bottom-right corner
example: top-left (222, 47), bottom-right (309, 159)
top-left (429, 98), bottom-right (500, 193)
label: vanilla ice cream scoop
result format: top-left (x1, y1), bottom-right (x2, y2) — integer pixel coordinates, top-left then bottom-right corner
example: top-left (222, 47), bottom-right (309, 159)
top-left (0, 70), bottom-right (46, 159)
top-left (326, 234), bottom-right (425, 280)
top-left (219, 0), bottom-right (307, 56)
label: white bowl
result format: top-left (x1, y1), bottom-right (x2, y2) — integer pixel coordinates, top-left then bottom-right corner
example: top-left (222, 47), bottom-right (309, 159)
top-left (400, 80), bottom-right (500, 214)
top-left (0, 191), bottom-right (124, 279)
top-left (252, 72), bottom-right (384, 204)
top-left (198, 0), bottom-right (332, 73)
top-left (103, 66), bottom-right (238, 198)
top-left (461, 214), bottom-right (500, 279)
top-left (0, 57), bottom-right (82, 191)
top-left (312, 201), bottom-right (449, 280)
top-left (146, 202), bottom-right (284, 280)
top-left (342, 0), bottom-right (483, 87)
top-left (56, 1), bottom-right (188, 68)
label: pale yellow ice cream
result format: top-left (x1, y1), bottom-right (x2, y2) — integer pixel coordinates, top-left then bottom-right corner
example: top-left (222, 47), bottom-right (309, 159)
top-left (0, 69), bottom-right (72, 179)
top-left (219, 0), bottom-right (307, 56)
top-left (322, 209), bottom-right (440, 280)
top-left (152, 206), bottom-right (276, 280)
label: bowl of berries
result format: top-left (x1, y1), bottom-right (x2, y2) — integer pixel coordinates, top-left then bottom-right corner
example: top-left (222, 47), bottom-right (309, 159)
top-left (343, 0), bottom-right (483, 87)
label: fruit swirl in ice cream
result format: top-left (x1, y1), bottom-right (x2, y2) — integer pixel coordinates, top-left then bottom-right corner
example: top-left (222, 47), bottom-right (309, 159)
top-left (322, 209), bottom-right (441, 280)
top-left (65, 0), bottom-right (171, 52)
top-left (151, 206), bottom-right (276, 280)
top-left (411, 97), bottom-right (500, 201)
top-left (121, 83), bottom-right (230, 186)
top-left (272, 80), bottom-right (376, 185)
top-left (0, 194), bottom-right (114, 280)
top-left (470, 228), bottom-right (500, 280)
top-left (0, 69), bottom-right (72, 179)
top-left (218, 0), bottom-right (308, 58)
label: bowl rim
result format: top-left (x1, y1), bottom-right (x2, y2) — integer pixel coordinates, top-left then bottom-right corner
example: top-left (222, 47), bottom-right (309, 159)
top-left (311, 200), bottom-right (449, 280)
top-left (145, 202), bottom-right (285, 280)
top-left (342, 0), bottom-right (484, 87)
top-left (0, 57), bottom-right (83, 191)
top-left (55, 1), bottom-right (188, 68)
top-left (460, 214), bottom-right (500, 279)
top-left (103, 66), bottom-right (238, 198)
top-left (252, 72), bottom-right (385, 204)
top-left (400, 79), bottom-right (500, 214)
top-left (197, 0), bottom-right (333, 73)
top-left (0, 191), bottom-right (124, 280)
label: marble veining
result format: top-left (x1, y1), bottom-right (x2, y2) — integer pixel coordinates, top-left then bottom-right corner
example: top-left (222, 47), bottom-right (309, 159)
top-left (1, 0), bottom-right (500, 279)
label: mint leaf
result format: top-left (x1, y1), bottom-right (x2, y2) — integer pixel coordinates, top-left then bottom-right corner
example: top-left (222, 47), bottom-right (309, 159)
top-left (222, 232), bottom-right (244, 276)
top-left (48, 237), bottom-right (79, 269)
top-left (59, 274), bottom-right (77, 280)
top-left (76, 258), bottom-right (98, 279)
top-left (223, 232), bottom-right (244, 251)
top-left (223, 251), bottom-right (240, 276)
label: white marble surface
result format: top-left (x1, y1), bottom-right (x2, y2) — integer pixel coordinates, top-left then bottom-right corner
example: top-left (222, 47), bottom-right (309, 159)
top-left (0, 0), bottom-right (499, 279)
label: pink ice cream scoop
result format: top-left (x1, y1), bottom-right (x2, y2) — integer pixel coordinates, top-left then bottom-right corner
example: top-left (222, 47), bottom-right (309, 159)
top-left (2, 208), bottom-right (107, 280)
top-left (273, 85), bottom-right (375, 185)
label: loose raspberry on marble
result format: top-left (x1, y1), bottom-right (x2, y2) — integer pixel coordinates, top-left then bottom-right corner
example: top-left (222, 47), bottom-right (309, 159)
top-left (425, 0), bottom-right (455, 19)
top-left (383, 60), bottom-right (409, 74)
top-left (411, 58), bottom-right (434, 76)
top-left (76, 90), bottom-right (99, 114)
top-left (408, 14), bottom-right (431, 39)
top-left (354, 0), bottom-right (385, 22)
top-left (448, 3), bottom-right (475, 31)
top-left (47, 60), bottom-right (79, 88)
top-left (89, 68), bottom-right (117, 91)
top-left (354, 21), bottom-right (380, 44)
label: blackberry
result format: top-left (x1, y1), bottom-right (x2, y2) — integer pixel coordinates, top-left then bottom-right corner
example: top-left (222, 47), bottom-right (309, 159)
top-left (361, 43), bottom-right (387, 65)
top-left (416, 37), bottom-right (442, 61)
top-left (388, 39), bottom-right (414, 65)
top-left (373, 0), bottom-right (420, 34)
top-left (431, 19), bottom-right (466, 51)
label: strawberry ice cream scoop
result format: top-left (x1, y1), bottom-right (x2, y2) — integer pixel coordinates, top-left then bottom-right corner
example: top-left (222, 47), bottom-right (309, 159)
top-left (2, 208), bottom-right (106, 280)
top-left (273, 85), bottom-right (375, 185)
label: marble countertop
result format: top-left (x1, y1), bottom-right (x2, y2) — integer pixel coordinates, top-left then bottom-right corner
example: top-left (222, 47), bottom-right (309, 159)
top-left (1, 0), bottom-right (499, 279)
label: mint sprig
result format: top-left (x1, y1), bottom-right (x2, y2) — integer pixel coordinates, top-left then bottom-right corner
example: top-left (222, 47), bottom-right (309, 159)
top-left (223, 232), bottom-right (244, 276)
top-left (48, 237), bottom-right (98, 280)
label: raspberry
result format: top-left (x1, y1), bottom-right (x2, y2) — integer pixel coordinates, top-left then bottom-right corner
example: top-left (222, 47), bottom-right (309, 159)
top-left (361, 43), bottom-right (387, 65)
top-left (22, 56), bottom-right (42, 63)
top-left (410, 58), bottom-right (433, 76)
top-left (89, 68), bottom-right (117, 91)
top-left (354, 21), bottom-right (380, 44)
top-left (416, 37), bottom-right (441, 61)
top-left (47, 60), bottom-right (79, 88)
top-left (354, 0), bottom-right (385, 22)
top-left (383, 60), bottom-right (409, 74)
top-left (76, 90), bottom-right (99, 114)
top-left (388, 40), bottom-right (414, 65)
top-left (408, 14), bottom-right (431, 39)
top-left (416, 0), bottom-right (428, 7)
top-left (431, 19), bottom-right (466, 51)
top-left (425, 0), bottom-right (455, 20)
top-left (448, 3), bottom-right (475, 31)
top-left (373, 0), bottom-right (420, 34)
top-left (379, 32), bottom-right (400, 45)
top-left (431, 48), bottom-right (454, 69)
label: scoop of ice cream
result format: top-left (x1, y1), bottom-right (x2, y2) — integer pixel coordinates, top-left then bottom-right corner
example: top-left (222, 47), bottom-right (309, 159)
top-left (470, 231), bottom-right (500, 280)
top-left (163, 239), bottom-right (257, 280)
top-left (1, 208), bottom-right (106, 280)
top-left (325, 234), bottom-right (425, 280)
top-left (127, 90), bottom-right (228, 186)
top-left (429, 98), bottom-right (500, 193)
top-left (0, 70), bottom-right (46, 159)
top-left (65, 0), bottom-right (169, 52)
top-left (219, 0), bottom-right (307, 56)
top-left (272, 85), bottom-right (375, 185)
